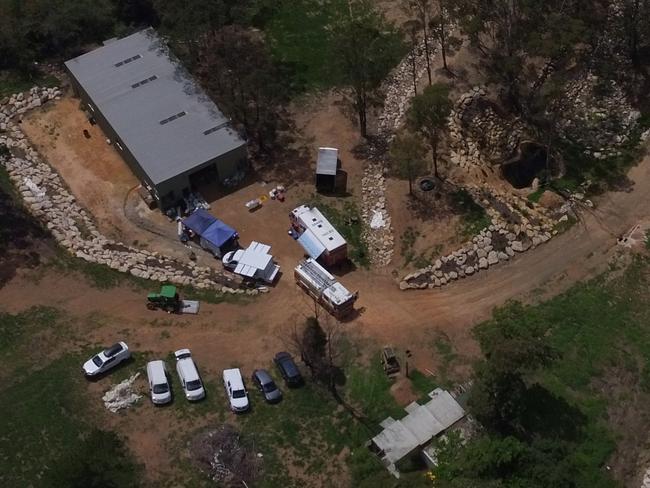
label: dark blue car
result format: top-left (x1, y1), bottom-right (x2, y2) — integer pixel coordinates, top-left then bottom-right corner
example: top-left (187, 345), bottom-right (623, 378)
top-left (273, 352), bottom-right (304, 387)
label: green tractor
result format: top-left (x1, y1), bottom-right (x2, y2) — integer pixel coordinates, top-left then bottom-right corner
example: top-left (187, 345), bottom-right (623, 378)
top-left (147, 285), bottom-right (181, 313)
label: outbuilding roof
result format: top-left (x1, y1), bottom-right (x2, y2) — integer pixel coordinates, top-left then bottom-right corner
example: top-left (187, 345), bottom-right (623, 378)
top-left (316, 147), bottom-right (338, 176)
top-left (371, 388), bottom-right (466, 467)
top-left (64, 28), bottom-right (246, 185)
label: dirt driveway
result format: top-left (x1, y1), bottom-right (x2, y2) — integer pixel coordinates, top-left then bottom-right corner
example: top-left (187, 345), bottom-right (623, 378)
top-left (3, 150), bottom-right (649, 376)
top-left (1, 151), bottom-right (648, 483)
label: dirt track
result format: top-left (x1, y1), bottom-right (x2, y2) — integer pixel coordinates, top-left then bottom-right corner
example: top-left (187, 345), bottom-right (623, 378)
top-left (2, 152), bottom-right (648, 375)
top-left (1, 152), bottom-right (648, 483)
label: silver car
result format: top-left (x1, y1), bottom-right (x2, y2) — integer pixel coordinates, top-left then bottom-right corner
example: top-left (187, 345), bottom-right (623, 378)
top-left (251, 369), bottom-right (282, 403)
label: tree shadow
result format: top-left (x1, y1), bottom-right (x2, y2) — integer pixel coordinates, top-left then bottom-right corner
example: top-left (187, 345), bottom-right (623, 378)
top-left (517, 383), bottom-right (587, 442)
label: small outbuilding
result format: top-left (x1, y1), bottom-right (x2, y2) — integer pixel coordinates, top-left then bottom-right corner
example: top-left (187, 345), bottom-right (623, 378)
top-left (290, 205), bottom-right (347, 267)
top-left (315, 147), bottom-right (347, 194)
top-left (368, 388), bottom-right (466, 478)
top-left (182, 209), bottom-right (238, 258)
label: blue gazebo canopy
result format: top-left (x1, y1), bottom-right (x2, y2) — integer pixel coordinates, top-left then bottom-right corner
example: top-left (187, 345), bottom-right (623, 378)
top-left (183, 209), bottom-right (237, 248)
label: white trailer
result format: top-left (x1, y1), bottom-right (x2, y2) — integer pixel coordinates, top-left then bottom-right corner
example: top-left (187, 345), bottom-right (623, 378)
top-left (222, 241), bottom-right (280, 284)
top-left (294, 258), bottom-right (357, 319)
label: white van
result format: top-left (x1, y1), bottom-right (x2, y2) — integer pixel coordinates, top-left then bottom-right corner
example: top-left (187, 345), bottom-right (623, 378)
top-left (223, 368), bottom-right (249, 412)
top-left (175, 349), bottom-right (206, 401)
top-left (146, 360), bottom-right (172, 405)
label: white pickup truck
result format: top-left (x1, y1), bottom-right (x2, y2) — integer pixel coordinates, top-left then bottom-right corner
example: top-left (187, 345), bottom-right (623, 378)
top-left (222, 241), bottom-right (280, 284)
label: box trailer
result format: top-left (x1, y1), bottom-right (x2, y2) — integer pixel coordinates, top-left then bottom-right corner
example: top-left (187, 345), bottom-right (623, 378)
top-left (294, 258), bottom-right (357, 319)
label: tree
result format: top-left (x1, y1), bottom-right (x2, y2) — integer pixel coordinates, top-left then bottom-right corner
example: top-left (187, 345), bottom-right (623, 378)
top-left (330, 0), bottom-right (404, 138)
top-left (0, 0), bottom-right (114, 69)
top-left (621, 0), bottom-right (650, 71)
top-left (429, 0), bottom-right (462, 74)
top-left (154, 0), bottom-right (229, 64)
top-left (289, 316), bottom-right (344, 395)
top-left (407, 83), bottom-right (451, 178)
top-left (469, 302), bottom-right (558, 435)
top-left (402, 19), bottom-right (423, 94)
top-left (196, 26), bottom-right (289, 156)
top-left (389, 131), bottom-right (427, 195)
top-left (451, 0), bottom-right (601, 114)
top-left (403, 0), bottom-right (433, 85)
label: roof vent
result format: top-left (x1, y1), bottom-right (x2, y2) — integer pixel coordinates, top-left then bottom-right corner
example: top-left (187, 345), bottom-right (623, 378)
top-left (114, 54), bottom-right (142, 67)
top-left (131, 75), bottom-right (158, 89)
top-left (160, 111), bottom-right (187, 125)
top-left (203, 122), bottom-right (230, 136)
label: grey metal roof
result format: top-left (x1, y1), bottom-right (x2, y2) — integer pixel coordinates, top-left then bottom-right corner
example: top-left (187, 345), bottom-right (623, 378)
top-left (316, 147), bottom-right (338, 176)
top-left (371, 388), bottom-right (465, 466)
top-left (64, 28), bottom-right (246, 185)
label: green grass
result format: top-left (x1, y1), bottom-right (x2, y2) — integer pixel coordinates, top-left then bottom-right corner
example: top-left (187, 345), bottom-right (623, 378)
top-left (182, 285), bottom-right (252, 305)
top-left (645, 230), bottom-right (650, 250)
top-left (240, 367), bottom-right (356, 487)
top-left (0, 306), bottom-right (62, 355)
top-left (409, 369), bottom-right (439, 401)
top-left (400, 226), bottom-right (419, 265)
top-left (527, 188), bottom-right (545, 203)
top-left (50, 248), bottom-right (150, 290)
top-left (451, 189), bottom-right (492, 238)
top-left (468, 255), bottom-right (650, 485)
top-left (0, 69), bottom-right (58, 98)
top-left (307, 196), bottom-right (370, 267)
top-left (0, 354), bottom-right (142, 487)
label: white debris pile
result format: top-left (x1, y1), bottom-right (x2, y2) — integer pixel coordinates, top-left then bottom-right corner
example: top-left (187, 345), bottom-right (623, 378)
top-left (102, 372), bottom-right (142, 413)
top-left (370, 209), bottom-right (386, 229)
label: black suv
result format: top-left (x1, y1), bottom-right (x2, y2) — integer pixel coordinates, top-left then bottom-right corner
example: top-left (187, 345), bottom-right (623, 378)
top-left (273, 352), bottom-right (303, 387)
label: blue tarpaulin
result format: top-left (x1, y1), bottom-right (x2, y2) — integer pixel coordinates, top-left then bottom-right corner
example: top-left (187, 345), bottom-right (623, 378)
top-left (183, 209), bottom-right (237, 248)
top-left (297, 230), bottom-right (326, 259)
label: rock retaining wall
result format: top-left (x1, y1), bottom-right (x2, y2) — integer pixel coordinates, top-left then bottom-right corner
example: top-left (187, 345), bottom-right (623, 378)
top-left (361, 38), bottom-right (436, 267)
top-left (0, 86), bottom-right (254, 295)
top-left (401, 188), bottom-right (557, 290)
top-left (448, 87), bottom-right (526, 170)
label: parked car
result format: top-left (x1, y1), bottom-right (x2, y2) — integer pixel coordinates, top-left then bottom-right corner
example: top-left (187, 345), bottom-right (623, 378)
top-left (251, 369), bottom-right (282, 403)
top-left (223, 368), bottom-right (250, 412)
top-left (273, 352), bottom-right (303, 387)
top-left (146, 360), bottom-right (172, 405)
top-left (174, 349), bottom-right (205, 401)
top-left (82, 342), bottom-right (130, 377)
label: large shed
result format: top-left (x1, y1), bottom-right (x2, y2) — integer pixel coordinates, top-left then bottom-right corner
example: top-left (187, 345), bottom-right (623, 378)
top-left (64, 28), bottom-right (247, 210)
top-left (369, 388), bottom-right (466, 477)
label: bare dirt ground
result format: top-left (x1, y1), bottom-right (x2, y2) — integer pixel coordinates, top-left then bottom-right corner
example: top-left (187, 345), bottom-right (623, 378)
top-left (2, 148), bottom-right (649, 483)
top-left (20, 93), bottom-right (372, 278)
